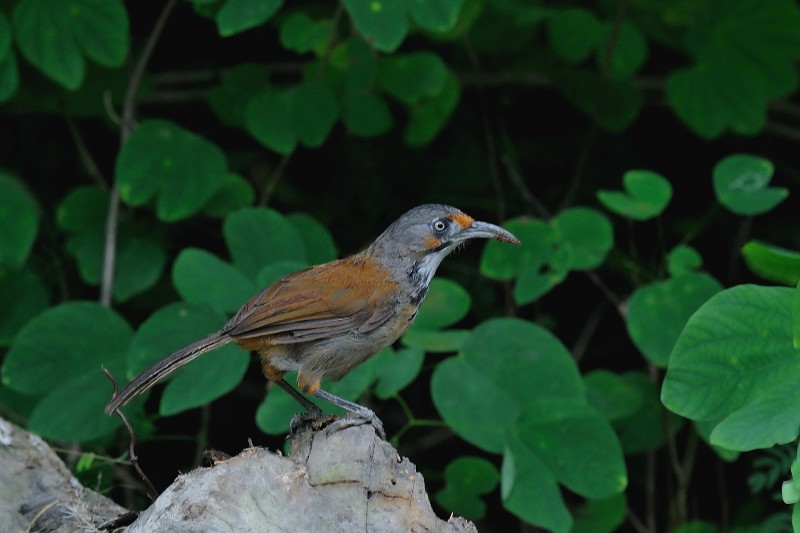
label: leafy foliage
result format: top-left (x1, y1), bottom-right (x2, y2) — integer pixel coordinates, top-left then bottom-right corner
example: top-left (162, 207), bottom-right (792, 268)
top-left (0, 0), bottom-right (798, 531)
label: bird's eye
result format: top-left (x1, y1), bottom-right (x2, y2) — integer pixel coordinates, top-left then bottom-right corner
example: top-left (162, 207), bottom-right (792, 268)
top-left (432, 219), bottom-right (448, 233)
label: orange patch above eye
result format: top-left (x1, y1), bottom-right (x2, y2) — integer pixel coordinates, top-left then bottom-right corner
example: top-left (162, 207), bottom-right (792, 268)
top-left (425, 236), bottom-right (441, 249)
top-left (449, 212), bottom-right (474, 229)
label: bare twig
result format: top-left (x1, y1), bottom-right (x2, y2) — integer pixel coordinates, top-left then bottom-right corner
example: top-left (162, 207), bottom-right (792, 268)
top-left (501, 155), bottom-right (551, 219)
top-left (65, 116), bottom-right (107, 188)
top-left (101, 0), bottom-right (179, 307)
top-left (104, 369), bottom-right (159, 501)
top-left (23, 499), bottom-right (59, 533)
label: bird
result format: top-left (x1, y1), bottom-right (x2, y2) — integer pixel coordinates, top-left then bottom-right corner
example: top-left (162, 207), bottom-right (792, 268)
top-left (105, 204), bottom-right (520, 437)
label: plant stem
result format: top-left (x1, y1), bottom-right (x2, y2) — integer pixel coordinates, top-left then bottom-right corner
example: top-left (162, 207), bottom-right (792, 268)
top-left (101, 0), bottom-right (179, 307)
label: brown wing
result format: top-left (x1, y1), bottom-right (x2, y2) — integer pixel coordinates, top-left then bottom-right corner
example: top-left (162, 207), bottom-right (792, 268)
top-left (223, 255), bottom-right (399, 343)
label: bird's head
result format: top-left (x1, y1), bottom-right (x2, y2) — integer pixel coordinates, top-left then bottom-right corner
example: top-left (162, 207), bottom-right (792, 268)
top-left (371, 204), bottom-right (520, 292)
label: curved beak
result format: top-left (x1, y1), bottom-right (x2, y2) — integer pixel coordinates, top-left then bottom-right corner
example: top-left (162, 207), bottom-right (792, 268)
top-left (459, 220), bottom-right (521, 245)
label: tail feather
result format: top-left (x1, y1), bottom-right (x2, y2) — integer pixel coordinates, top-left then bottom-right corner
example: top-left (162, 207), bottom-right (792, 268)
top-left (105, 332), bottom-right (231, 414)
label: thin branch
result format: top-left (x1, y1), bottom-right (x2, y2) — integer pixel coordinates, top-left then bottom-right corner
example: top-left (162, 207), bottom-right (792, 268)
top-left (101, 0), bottom-right (179, 307)
top-left (65, 116), bottom-right (107, 189)
top-left (501, 154), bottom-right (551, 219)
top-left (258, 151), bottom-right (293, 206)
top-left (104, 369), bottom-right (159, 501)
top-left (24, 499), bottom-right (59, 533)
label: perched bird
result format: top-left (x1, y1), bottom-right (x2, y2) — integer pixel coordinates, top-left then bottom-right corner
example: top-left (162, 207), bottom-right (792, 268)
top-left (105, 204), bottom-right (520, 436)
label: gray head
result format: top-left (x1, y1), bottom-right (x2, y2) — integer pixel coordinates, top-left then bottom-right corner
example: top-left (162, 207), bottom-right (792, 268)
top-left (369, 204), bottom-right (520, 291)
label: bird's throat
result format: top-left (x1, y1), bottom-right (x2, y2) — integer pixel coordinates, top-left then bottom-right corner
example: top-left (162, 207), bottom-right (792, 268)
top-left (407, 246), bottom-right (455, 304)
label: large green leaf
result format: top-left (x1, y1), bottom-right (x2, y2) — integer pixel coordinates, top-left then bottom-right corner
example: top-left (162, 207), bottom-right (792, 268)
top-left (502, 434), bottom-right (572, 532)
top-left (572, 494), bottom-right (626, 533)
top-left (280, 12), bottom-right (332, 54)
top-left (665, 0), bottom-right (800, 138)
top-left (584, 370), bottom-right (643, 422)
top-left (626, 272), bottom-right (723, 366)
top-left (216, 0), bottom-right (282, 37)
top-left (2, 302), bottom-right (131, 441)
top-left (2, 301), bottom-right (131, 394)
top-left (56, 185), bottom-right (108, 233)
top-left (614, 371), bottom-right (682, 454)
top-left (0, 171), bottom-right (38, 269)
top-left (223, 207), bottom-right (306, 280)
top-left (595, 22), bottom-right (647, 79)
top-left (712, 154), bottom-right (787, 216)
top-left (432, 318), bottom-right (584, 453)
top-left (404, 70), bottom-right (460, 146)
top-left (116, 120), bottom-right (228, 221)
top-left (371, 346), bottom-right (425, 399)
top-left (12, 0), bottom-right (128, 89)
top-left (286, 213), bottom-right (337, 265)
top-left (113, 238), bottom-right (166, 302)
top-left (207, 64), bottom-right (269, 128)
top-left (662, 285), bottom-right (799, 450)
top-left (513, 399), bottom-right (627, 499)
top-left (552, 207), bottom-right (613, 270)
top-left (173, 248), bottom-right (256, 315)
top-left (201, 172), bottom-right (255, 218)
top-left (343, 0), bottom-right (408, 52)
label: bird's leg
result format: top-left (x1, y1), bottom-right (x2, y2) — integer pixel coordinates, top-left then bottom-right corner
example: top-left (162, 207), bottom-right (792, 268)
top-left (273, 379), bottom-right (326, 435)
top-left (313, 388), bottom-right (386, 440)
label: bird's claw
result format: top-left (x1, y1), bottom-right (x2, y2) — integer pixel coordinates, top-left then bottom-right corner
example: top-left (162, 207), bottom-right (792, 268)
top-left (324, 410), bottom-right (386, 440)
top-left (289, 406), bottom-right (328, 436)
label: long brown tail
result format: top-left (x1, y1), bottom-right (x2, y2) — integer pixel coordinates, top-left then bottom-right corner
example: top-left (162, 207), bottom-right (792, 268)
top-left (105, 332), bottom-right (231, 414)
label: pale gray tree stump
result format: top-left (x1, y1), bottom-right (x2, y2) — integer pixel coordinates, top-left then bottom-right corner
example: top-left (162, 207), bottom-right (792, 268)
top-left (0, 416), bottom-right (476, 532)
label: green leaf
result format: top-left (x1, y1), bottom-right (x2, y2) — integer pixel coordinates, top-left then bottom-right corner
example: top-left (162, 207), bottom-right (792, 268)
top-left (256, 382), bottom-right (309, 435)
top-left (406, 0), bottom-right (464, 32)
top-left (113, 238), bottom-right (166, 302)
top-left (584, 370), bottom-right (643, 422)
top-left (665, 0), bottom-right (800, 139)
top-left (0, 48), bottom-right (19, 102)
top-left (207, 63), bottom-right (269, 128)
top-left (411, 278), bottom-right (470, 330)
top-left (343, 0), bottom-right (408, 52)
top-left (547, 8), bottom-right (601, 63)
top-left (29, 371), bottom-right (122, 442)
top-left (0, 269), bottom-right (48, 346)
top-left (626, 272), bottom-right (723, 366)
top-left (56, 185), bottom-right (108, 233)
top-left (292, 83), bottom-right (339, 148)
top-left (558, 71), bottom-right (643, 132)
top-left (713, 154), bottom-right (787, 216)
top-left (0, 171), bottom-right (38, 269)
top-left (432, 318), bottom-right (583, 453)
top-left (667, 245), bottom-right (703, 277)
top-left (404, 70), bottom-right (460, 146)
top-left (794, 282), bottom-right (800, 350)
top-left (372, 346), bottom-right (425, 399)
top-left (502, 434), bottom-right (572, 532)
top-left (116, 120), bottom-right (228, 221)
top-left (614, 371), bottom-right (682, 454)
top-left (741, 241), bottom-right (800, 286)
top-left (65, 226), bottom-right (104, 284)
top-left (341, 91), bottom-right (393, 137)
top-left (201, 172), bottom-right (255, 218)
top-left (12, 0), bottom-right (128, 89)
top-left (245, 88), bottom-right (296, 154)
top-left (597, 170), bottom-right (672, 221)
top-left (380, 52), bottom-right (447, 104)
top-left (595, 22), bottom-right (647, 79)
top-left (552, 207), bottom-right (613, 270)
top-left (223, 207), bottom-right (306, 280)
top-left (514, 399), bottom-right (627, 499)
top-left (0, 13), bottom-right (18, 102)
top-left (216, 0), bottom-right (282, 37)
top-left (279, 12), bottom-right (332, 54)
top-left (662, 285), bottom-right (799, 450)
top-left (572, 494), bottom-right (626, 533)
top-left (173, 248), bottom-right (257, 315)
top-left (435, 456), bottom-right (499, 521)
top-left (286, 212), bottom-right (337, 264)
top-left (2, 301), bottom-right (132, 394)
top-left (401, 328), bottom-right (468, 353)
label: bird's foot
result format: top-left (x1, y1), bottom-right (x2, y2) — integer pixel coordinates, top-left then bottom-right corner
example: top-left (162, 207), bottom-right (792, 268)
top-left (324, 408), bottom-right (386, 440)
top-left (289, 405), bottom-right (331, 436)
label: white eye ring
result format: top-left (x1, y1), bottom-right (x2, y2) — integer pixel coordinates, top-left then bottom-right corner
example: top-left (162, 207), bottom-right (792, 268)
top-left (432, 219), bottom-right (447, 232)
